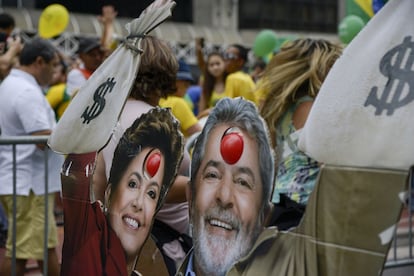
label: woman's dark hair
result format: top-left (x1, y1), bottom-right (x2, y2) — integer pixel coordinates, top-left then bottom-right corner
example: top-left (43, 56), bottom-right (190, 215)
top-left (108, 107), bottom-right (184, 212)
top-left (130, 36), bottom-right (178, 102)
top-left (201, 51), bottom-right (227, 104)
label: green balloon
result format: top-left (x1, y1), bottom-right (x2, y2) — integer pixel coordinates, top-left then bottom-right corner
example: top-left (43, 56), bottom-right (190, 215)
top-left (338, 15), bottom-right (365, 44)
top-left (253, 30), bottom-right (277, 57)
top-left (273, 36), bottom-right (295, 53)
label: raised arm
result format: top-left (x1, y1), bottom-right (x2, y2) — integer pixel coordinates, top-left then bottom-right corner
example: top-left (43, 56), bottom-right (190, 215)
top-left (61, 152), bottom-right (97, 203)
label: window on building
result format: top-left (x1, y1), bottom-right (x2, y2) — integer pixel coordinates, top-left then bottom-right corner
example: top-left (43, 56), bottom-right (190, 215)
top-left (239, 0), bottom-right (337, 33)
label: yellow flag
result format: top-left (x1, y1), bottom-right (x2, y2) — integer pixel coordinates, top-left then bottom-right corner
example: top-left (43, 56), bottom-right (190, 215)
top-left (354, 0), bottom-right (374, 17)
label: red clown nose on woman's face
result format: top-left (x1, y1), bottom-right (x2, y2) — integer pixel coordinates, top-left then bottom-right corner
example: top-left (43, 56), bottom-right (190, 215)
top-left (145, 151), bottom-right (161, 178)
top-left (220, 127), bottom-right (244, 164)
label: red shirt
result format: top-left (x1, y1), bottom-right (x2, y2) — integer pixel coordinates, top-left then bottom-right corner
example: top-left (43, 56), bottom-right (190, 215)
top-left (60, 153), bottom-right (128, 276)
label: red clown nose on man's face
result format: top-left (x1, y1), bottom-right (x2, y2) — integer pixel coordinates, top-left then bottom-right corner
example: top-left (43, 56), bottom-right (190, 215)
top-left (220, 127), bottom-right (244, 165)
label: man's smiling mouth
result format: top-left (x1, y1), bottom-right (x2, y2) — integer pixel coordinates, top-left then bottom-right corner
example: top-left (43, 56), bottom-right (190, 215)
top-left (209, 219), bottom-right (234, 231)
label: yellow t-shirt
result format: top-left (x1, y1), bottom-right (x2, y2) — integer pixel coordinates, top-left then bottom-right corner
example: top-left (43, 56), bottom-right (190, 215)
top-left (224, 71), bottom-right (257, 104)
top-left (159, 96), bottom-right (198, 137)
top-left (209, 90), bottom-right (227, 108)
top-left (45, 83), bottom-right (71, 120)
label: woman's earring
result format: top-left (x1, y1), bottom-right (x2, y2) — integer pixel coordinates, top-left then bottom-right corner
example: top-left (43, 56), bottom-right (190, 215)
top-left (104, 184), bottom-right (112, 215)
top-left (103, 200), bottom-right (109, 215)
top-left (98, 199), bottom-right (108, 215)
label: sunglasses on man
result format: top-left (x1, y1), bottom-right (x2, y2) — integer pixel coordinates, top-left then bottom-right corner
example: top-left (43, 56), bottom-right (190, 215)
top-left (223, 52), bottom-right (239, 60)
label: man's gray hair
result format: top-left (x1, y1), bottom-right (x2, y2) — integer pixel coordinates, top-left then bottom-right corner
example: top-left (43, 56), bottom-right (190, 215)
top-left (190, 97), bottom-right (275, 214)
top-left (19, 37), bottom-right (57, 66)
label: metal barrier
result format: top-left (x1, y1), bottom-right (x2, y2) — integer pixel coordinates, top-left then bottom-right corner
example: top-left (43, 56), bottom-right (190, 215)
top-left (0, 135), bottom-right (52, 276)
top-left (384, 168), bottom-right (414, 271)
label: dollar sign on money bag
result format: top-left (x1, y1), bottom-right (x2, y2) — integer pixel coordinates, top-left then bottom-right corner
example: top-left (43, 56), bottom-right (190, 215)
top-left (81, 77), bottom-right (116, 124)
top-left (364, 36), bottom-right (414, 116)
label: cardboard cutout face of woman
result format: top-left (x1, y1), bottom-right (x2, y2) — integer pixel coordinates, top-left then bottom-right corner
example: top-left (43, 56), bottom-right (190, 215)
top-left (106, 147), bottom-right (165, 258)
top-left (103, 106), bottom-right (184, 266)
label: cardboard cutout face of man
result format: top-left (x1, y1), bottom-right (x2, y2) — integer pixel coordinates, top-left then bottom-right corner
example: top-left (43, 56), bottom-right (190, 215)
top-left (191, 123), bottom-right (263, 276)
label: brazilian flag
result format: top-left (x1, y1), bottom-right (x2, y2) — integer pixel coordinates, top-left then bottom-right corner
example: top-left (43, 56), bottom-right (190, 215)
top-left (346, 0), bottom-right (388, 23)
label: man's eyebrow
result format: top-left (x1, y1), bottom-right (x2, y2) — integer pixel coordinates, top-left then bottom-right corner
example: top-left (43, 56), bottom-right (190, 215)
top-left (203, 160), bottom-right (220, 170)
top-left (236, 167), bottom-right (256, 187)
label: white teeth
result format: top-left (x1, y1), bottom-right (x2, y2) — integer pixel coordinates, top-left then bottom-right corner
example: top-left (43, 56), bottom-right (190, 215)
top-left (124, 217), bottom-right (139, 229)
top-left (209, 219), bottom-right (233, 230)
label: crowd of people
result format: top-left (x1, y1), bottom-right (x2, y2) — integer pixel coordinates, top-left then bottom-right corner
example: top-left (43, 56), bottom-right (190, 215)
top-left (0, 0), bottom-right (407, 275)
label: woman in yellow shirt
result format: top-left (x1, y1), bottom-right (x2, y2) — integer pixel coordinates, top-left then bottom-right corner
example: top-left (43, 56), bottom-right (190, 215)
top-left (197, 52), bottom-right (227, 119)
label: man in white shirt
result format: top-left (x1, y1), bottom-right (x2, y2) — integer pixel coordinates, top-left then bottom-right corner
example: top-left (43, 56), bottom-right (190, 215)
top-left (66, 36), bottom-right (105, 97)
top-left (0, 37), bottom-right (62, 276)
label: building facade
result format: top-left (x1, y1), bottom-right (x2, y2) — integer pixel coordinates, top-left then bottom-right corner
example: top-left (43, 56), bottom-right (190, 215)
top-left (0, 0), bottom-right (343, 64)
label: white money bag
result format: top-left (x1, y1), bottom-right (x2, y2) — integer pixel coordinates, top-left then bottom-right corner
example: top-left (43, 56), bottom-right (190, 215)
top-left (298, 0), bottom-right (414, 170)
top-left (48, 0), bottom-right (176, 154)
